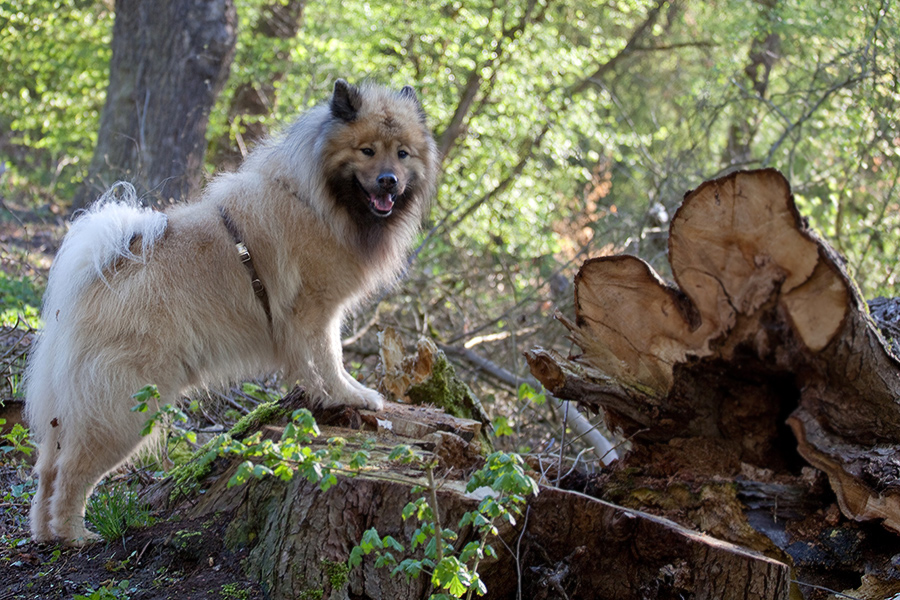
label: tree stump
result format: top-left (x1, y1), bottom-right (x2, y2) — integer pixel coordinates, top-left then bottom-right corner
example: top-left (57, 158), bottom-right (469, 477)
top-left (152, 392), bottom-right (791, 599)
top-left (526, 168), bottom-right (900, 534)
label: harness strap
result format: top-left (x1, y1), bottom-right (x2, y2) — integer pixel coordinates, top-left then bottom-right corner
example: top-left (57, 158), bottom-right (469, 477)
top-left (219, 206), bottom-right (273, 325)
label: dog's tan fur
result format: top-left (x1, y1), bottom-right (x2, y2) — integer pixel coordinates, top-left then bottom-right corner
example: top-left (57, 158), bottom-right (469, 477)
top-left (24, 80), bottom-right (439, 545)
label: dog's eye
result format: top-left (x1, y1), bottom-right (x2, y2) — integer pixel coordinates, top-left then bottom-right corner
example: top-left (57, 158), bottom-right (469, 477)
top-left (398, 150), bottom-right (409, 159)
top-left (361, 148), bottom-right (375, 157)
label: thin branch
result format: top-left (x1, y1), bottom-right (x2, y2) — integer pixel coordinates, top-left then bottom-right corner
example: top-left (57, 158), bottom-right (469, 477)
top-left (440, 343), bottom-right (618, 465)
top-left (763, 73), bottom-right (868, 166)
top-left (567, 0), bottom-right (668, 97)
top-left (437, 0), bottom-right (670, 242)
top-left (426, 464), bottom-right (445, 563)
top-left (435, 0), bottom-right (547, 161)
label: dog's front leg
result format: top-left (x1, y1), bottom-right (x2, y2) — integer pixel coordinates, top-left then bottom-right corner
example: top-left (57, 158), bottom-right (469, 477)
top-left (282, 311), bottom-right (384, 411)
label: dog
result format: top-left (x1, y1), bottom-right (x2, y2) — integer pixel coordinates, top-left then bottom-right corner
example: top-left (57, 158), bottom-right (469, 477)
top-left (24, 79), bottom-right (440, 545)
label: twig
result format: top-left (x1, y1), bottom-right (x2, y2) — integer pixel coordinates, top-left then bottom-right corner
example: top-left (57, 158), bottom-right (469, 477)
top-left (556, 401), bottom-right (569, 486)
top-left (790, 579), bottom-right (863, 600)
top-left (515, 506), bottom-right (529, 600)
top-left (342, 306), bottom-right (381, 348)
top-left (211, 390), bottom-right (252, 415)
top-left (497, 504), bottom-right (531, 600)
top-left (440, 343), bottom-right (618, 465)
top-left (426, 464), bottom-right (444, 563)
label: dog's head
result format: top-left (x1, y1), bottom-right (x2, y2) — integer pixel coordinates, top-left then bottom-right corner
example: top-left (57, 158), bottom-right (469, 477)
top-left (322, 80), bottom-right (438, 224)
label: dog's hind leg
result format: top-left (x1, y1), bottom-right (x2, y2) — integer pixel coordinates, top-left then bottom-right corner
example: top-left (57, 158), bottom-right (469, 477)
top-left (48, 388), bottom-right (162, 546)
top-left (29, 428), bottom-right (60, 543)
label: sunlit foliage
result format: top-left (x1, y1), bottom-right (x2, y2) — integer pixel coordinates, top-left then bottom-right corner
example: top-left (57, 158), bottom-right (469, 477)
top-left (1, 0), bottom-right (897, 298)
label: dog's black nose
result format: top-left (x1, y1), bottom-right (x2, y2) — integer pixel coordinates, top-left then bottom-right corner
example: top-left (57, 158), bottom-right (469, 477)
top-left (378, 172), bottom-right (398, 191)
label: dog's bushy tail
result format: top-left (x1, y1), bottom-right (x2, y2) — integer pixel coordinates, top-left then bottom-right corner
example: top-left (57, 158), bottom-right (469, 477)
top-left (24, 183), bottom-right (167, 442)
top-left (48, 183), bottom-right (168, 300)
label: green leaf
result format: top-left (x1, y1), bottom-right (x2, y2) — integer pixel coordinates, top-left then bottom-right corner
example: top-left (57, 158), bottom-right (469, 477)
top-left (359, 527), bottom-right (382, 553)
top-left (227, 461), bottom-right (254, 488)
top-left (388, 444), bottom-right (417, 463)
top-left (433, 556), bottom-right (471, 596)
top-left (382, 535), bottom-right (404, 552)
top-left (402, 501), bottom-right (418, 521)
top-left (491, 416), bottom-right (514, 437)
top-left (374, 552), bottom-right (397, 568)
top-left (393, 558), bottom-right (425, 580)
top-left (131, 384), bottom-right (160, 403)
top-left (459, 541), bottom-right (483, 563)
top-left (348, 545), bottom-right (365, 569)
top-left (517, 382), bottom-right (546, 405)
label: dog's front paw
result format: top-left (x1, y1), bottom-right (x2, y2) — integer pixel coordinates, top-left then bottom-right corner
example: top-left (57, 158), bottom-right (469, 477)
top-left (320, 379), bottom-right (385, 411)
top-left (353, 387), bottom-right (384, 412)
top-left (339, 372), bottom-right (384, 411)
top-left (64, 529), bottom-right (102, 548)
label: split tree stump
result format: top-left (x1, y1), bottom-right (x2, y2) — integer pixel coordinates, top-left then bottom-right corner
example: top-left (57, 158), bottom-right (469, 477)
top-left (526, 168), bottom-right (900, 533)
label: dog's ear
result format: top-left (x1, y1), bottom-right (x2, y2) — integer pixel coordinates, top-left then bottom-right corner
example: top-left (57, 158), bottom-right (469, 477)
top-left (331, 79), bottom-right (362, 122)
top-left (399, 85), bottom-right (418, 102)
top-left (399, 85), bottom-right (427, 124)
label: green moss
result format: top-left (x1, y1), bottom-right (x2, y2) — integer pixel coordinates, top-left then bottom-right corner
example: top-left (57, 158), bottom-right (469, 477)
top-left (166, 437), bottom-right (219, 502)
top-left (408, 354), bottom-right (466, 413)
top-left (169, 529), bottom-right (204, 560)
top-left (297, 590), bottom-right (323, 600)
top-left (322, 559), bottom-right (350, 590)
top-left (166, 435), bottom-right (196, 467)
top-left (228, 401), bottom-right (289, 439)
top-left (166, 400), bottom-right (290, 503)
top-left (220, 582), bottom-right (251, 600)
top-left (407, 352), bottom-right (494, 452)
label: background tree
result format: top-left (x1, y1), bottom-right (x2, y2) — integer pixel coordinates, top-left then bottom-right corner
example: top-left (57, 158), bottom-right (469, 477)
top-left (71, 0), bottom-right (237, 209)
top-left (209, 0), bottom-right (308, 171)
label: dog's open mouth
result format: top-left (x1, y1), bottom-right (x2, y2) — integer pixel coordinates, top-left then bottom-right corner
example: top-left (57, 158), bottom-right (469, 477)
top-left (368, 192), bottom-right (394, 217)
top-left (355, 178), bottom-right (395, 217)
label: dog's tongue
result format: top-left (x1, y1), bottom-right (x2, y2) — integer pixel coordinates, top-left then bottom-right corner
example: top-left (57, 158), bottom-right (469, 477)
top-left (371, 193), bottom-right (394, 213)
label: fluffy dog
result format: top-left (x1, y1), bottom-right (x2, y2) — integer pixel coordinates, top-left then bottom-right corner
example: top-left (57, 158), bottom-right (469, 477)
top-left (25, 80), bottom-right (440, 545)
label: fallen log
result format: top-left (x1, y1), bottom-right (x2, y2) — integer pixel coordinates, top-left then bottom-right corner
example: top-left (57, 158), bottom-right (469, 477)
top-left (526, 168), bottom-right (900, 534)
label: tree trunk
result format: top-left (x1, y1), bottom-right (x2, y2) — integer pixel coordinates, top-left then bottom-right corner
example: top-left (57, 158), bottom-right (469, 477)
top-left (722, 1), bottom-right (781, 167)
top-left (72, 0), bottom-right (236, 210)
top-left (526, 168), bottom-right (900, 534)
top-left (210, 0), bottom-right (307, 172)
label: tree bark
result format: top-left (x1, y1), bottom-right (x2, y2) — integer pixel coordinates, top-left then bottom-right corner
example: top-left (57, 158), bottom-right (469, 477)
top-left (526, 168), bottom-right (900, 534)
top-left (72, 0), bottom-right (236, 210)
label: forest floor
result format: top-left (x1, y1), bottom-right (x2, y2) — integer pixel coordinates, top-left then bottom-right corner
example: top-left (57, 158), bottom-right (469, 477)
top-left (0, 464), bottom-right (265, 600)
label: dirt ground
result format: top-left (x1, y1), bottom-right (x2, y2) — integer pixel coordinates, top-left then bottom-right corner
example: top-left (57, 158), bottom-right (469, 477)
top-left (0, 465), bottom-right (265, 600)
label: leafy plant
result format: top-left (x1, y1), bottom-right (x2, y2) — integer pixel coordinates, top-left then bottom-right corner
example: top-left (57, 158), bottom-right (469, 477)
top-left (131, 384), bottom-right (197, 446)
top-left (201, 402), bottom-right (538, 599)
top-left (0, 421), bottom-right (34, 457)
top-left (72, 579), bottom-right (134, 600)
top-left (349, 451), bottom-right (538, 599)
top-left (85, 485), bottom-right (155, 542)
top-left (491, 416), bottom-right (514, 437)
top-left (216, 408), bottom-right (342, 491)
top-left (1, 475), bottom-right (35, 542)
top-left (517, 383), bottom-right (546, 407)
top-left (0, 271), bottom-right (41, 328)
